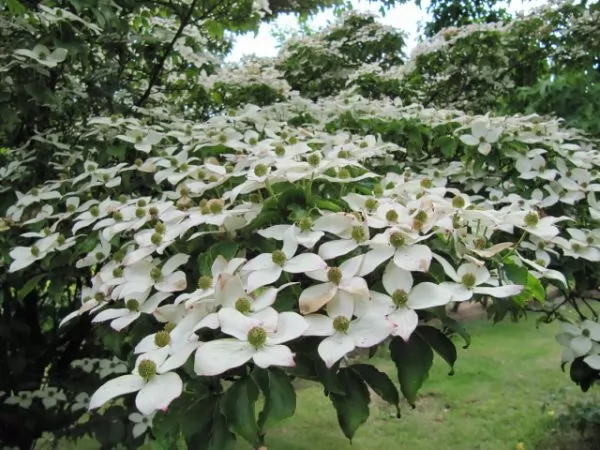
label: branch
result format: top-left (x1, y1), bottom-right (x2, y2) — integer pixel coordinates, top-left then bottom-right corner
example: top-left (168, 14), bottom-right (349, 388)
top-left (133, 0), bottom-right (200, 108)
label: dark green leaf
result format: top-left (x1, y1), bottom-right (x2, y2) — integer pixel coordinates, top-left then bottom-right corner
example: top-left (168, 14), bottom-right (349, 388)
top-left (330, 368), bottom-right (370, 441)
top-left (351, 364), bottom-right (400, 417)
top-left (389, 334), bottom-right (433, 407)
top-left (417, 325), bottom-right (458, 375)
top-left (254, 367), bottom-right (296, 432)
top-left (438, 135), bottom-right (457, 158)
top-left (221, 378), bottom-right (259, 445)
top-left (17, 274), bottom-right (46, 300)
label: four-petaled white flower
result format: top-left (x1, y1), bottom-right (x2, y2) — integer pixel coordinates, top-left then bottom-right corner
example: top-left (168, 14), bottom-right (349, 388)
top-left (194, 308), bottom-right (308, 376)
top-left (459, 119), bottom-right (502, 155)
top-left (129, 411), bottom-right (156, 438)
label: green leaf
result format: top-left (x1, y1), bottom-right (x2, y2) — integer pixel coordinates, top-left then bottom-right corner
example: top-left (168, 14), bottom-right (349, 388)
top-left (351, 364), bottom-right (400, 417)
top-left (437, 135), bottom-right (457, 158)
top-left (221, 378), bottom-right (259, 446)
top-left (254, 368), bottom-right (297, 432)
top-left (312, 198), bottom-right (343, 212)
top-left (17, 274), bottom-right (46, 300)
top-left (389, 334), bottom-right (433, 407)
top-left (329, 368), bottom-right (370, 441)
top-left (417, 325), bottom-right (458, 375)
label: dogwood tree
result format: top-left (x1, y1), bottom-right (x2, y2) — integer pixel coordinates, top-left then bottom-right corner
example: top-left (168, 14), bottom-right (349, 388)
top-left (2, 0), bottom-right (600, 448)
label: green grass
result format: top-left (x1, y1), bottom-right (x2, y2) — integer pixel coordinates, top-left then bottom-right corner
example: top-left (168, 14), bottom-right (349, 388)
top-left (37, 314), bottom-right (594, 450)
top-left (235, 316), bottom-right (589, 450)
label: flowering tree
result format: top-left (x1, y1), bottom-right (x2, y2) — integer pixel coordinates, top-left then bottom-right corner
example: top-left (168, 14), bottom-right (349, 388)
top-left (2, 0), bottom-right (600, 448)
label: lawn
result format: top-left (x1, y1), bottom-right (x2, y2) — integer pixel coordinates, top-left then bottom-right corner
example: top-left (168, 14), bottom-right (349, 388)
top-left (37, 309), bottom-right (594, 450)
top-left (234, 311), bottom-right (589, 450)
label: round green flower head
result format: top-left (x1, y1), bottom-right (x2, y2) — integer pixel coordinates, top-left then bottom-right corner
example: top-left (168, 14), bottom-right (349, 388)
top-left (338, 168), bottom-right (350, 179)
top-left (298, 216), bottom-right (313, 232)
top-left (30, 245), bottom-right (40, 257)
top-left (138, 359), bottom-right (157, 381)
top-left (150, 267), bottom-right (162, 281)
top-left (180, 186), bottom-right (190, 197)
top-left (373, 184), bottom-right (384, 197)
top-left (151, 232), bottom-right (163, 245)
top-left (197, 275), bottom-right (213, 290)
top-left (337, 150), bottom-right (350, 159)
top-left (351, 226), bottom-right (367, 243)
top-left (365, 198), bottom-right (378, 211)
top-left (307, 153), bottom-right (321, 167)
top-left (90, 205), bottom-right (100, 217)
top-left (235, 297), bottom-right (252, 314)
top-left (420, 178), bottom-right (433, 189)
top-left (126, 299), bottom-right (140, 312)
top-left (389, 232), bottom-right (405, 248)
top-left (118, 194), bottom-right (128, 203)
top-left (112, 211), bottom-right (123, 222)
top-left (452, 196), bottom-right (466, 208)
top-left (208, 199), bottom-right (224, 214)
top-left (95, 251), bottom-right (106, 261)
top-left (154, 331), bottom-right (171, 348)
top-left (461, 273), bottom-right (477, 289)
top-left (333, 316), bottom-right (350, 333)
top-left (247, 327), bottom-right (267, 348)
top-left (392, 289), bottom-right (409, 307)
top-left (524, 212), bottom-right (539, 227)
top-left (275, 145), bottom-right (286, 157)
top-left (582, 328), bottom-right (591, 338)
top-left (385, 209), bottom-right (399, 222)
top-left (135, 207), bottom-right (146, 218)
top-left (327, 267), bottom-right (343, 284)
top-left (254, 164), bottom-right (268, 177)
top-left (154, 222), bottom-right (166, 234)
top-left (112, 267), bottom-right (124, 278)
top-left (415, 210), bottom-right (428, 223)
top-left (271, 250), bottom-right (287, 266)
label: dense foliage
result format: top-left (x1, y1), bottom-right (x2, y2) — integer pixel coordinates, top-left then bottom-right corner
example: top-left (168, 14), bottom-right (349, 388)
top-left (1, 0), bottom-right (600, 448)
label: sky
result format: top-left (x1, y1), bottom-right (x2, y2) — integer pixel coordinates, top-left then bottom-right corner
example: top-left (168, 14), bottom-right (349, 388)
top-left (228, 0), bottom-right (548, 62)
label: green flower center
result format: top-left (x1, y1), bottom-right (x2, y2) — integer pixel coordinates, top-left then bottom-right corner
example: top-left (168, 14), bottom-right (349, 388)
top-left (327, 267), bottom-right (343, 284)
top-left (254, 164), bottom-right (268, 177)
top-left (307, 153), bottom-right (321, 167)
top-left (365, 198), bottom-right (378, 211)
top-left (112, 267), bottom-right (124, 278)
top-left (135, 158), bottom-right (143, 167)
top-left (136, 207), bottom-right (146, 218)
top-left (452, 196), bottom-right (466, 208)
top-left (197, 275), bottom-right (213, 290)
top-left (524, 212), bottom-right (539, 227)
top-left (180, 186), bottom-right (190, 197)
top-left (385, 210), bottom-right (399, 222)
top-left (31, 245), bottom-right (40, 257)
top-left (474, 237), bottom-right (486, 249)
top-left (275, 145), bottom-right (286, 157)
top-left (151, 233), bottom-right (163, 245)
top-left (415, 210), bottom-right (428, 223)
top-left (150, 267), bottom-right (162, 281)
top-left (118, 194), bottom-right (128, 203)
top-left (298, 217), bottom-right (313, 232)
top-left (235, 297), bottom-right (252, 314)
top-left (126, 299), bottom-right (140, 312)
top-left (582, 328), bottom-right (591, 338)
top-left (338, 168), bottom-right (350, 179)
top-left (587, 236), bottom-right (595, 245)
top-left (392, 289), bottom-right (409, 307)
top-left (112, 211), bottom-right (123, 222)
top-left (67, 203), bottom-right (76, 212)
top-left (135, 135), bottom-right (144, 143)
top-left (272, 250), bottom-right (287, 266)
top-left (337, 150), bottom-right (350, 159)
top-left (289, 136), bottom-right (298, 145)
top-left (351, 226), bottom-right (367, 243)
top-left (138, 359), bottom-right (157, 381)
top-left (572, 242), bottom-right (582, 252)
top-left (389, 232), bottom-right (405, 249)
top-left (534, 259), bottom-right (546, 267)
top-left (90, 206), bottom-right (100, 217)
top-left (333, 316), bottom-right (350, 333)
top-left (420, 178), bottom-right (433, 189)
top-left (154, 222), bottom-right (166, 234)
top-left (94, 292), bottom-right (105, 302)
top-left (154, 331), bottom-right (171, 348)
top-left (208, 199), bottom-right (224, 214)
top-left (461, 273), bottom-right (477, 289)
top-left (247, 327), bottom-right (267, 348)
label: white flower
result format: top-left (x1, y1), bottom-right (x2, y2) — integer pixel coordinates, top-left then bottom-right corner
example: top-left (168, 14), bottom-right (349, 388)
top-left (72, 392), bottom-right (90, 412)
top-left (242, 240), bottom-right (326, 292)
top-left (98, 357), bottom-right (128, 379)
top-left (129, 411), bottom-right (156, 438)
top-left (194, 308), bottom-right (308, 376)
top-left (459, 119), bottom-right (502, 155)
top-left (313, 212), bottom-right (370, 260)
top-left (14, 45), bottom-right (68, 67)
top-left (357, 262), bottom-right (452, 341)
top-left (365, 227), bottom-right (433, 273)
top-left (4, 391), bottom-right (34, 408)
top-left (434, 254), bottom-right (523, 302)
top-left (303, 308), bottom-right (392, 367)
top-left (299, 254), bottom-right (370, 314)
top-left (556, 320), bottom-right (600, 361)
top-left (89, 350), bottom-right (183, 415)
top-left (34, 387), bottom-right (67, 409)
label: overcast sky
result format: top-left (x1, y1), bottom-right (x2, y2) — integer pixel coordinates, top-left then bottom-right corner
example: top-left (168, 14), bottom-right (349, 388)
top-left (228, 0), bottom-right (547, 62)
